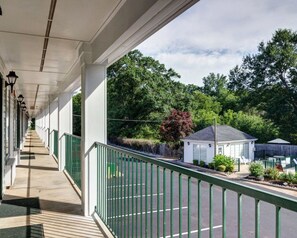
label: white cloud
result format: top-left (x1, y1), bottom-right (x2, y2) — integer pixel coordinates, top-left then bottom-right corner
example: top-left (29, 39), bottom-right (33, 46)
top-left (136, 0), bottom-right (297, 86)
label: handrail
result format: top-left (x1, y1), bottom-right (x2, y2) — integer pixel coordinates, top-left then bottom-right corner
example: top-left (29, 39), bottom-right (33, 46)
top-left (62, 132), bottom-right (81, 139)
top-left (95, 141), bottom-right (297, 213)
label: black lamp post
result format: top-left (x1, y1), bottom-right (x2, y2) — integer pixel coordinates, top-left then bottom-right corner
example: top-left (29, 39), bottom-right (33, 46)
top-left (6, 71), bottom-right (18, 93)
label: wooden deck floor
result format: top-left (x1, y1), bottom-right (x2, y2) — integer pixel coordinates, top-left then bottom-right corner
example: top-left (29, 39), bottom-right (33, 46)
top-left (0, 130), bottom-right (106, 238)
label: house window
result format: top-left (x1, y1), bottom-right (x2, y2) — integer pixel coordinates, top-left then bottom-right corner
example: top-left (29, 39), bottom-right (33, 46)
top-left (193, 144), bottom-right (207, 162)
top-left (230, 143), bottom-right (249, 159)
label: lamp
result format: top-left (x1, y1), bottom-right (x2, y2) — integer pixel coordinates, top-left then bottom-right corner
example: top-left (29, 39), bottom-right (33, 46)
top-left (17, 94), bottom-right (24, 103)
top-left (187, 142), bottom-right (190, 145)
top-left (209, 144), bottom-right (212, 147)
top-left (5, 71), bottom-right (18, 93)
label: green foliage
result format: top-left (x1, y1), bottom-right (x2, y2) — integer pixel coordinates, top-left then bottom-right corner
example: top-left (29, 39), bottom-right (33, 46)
top-left (279, 172), bottom-right (296, 184)
top-left (193, 160), bottom-right (198, 166)
top-left (217, 165), bottom-right (226, 172)
top-left (221, 110), bottom-right (279, 143)
top-left (199, 160), bottom-right (206, 167)
top-left (159, 109), bottom-right (193, 143)
top-left (213, 155), bottom-right (235, 172)
top-left (228, 29), bottom-right (297, 143)
top-left (249, 162), bottom-right (265, 177)
top-left (208, 162), bottom-right (215, 169)
top-left (72, 93), bottom-right (81, 136)
top-left (264, 168), bottom-right (279, 180)
top-left (202, 73), bottom-right (240, 111)
top-left (107, 50), bottom-right (186, 139)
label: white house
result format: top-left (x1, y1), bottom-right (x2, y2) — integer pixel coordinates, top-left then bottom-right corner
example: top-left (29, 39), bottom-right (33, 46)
top-left (182, 125), bottom-right (257, 164)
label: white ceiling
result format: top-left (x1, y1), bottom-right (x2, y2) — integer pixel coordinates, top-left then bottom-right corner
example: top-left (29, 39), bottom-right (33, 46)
top-left (0, 0), bottom-right (123, 116)
top-left (0, 0), bottom-right (199, 117)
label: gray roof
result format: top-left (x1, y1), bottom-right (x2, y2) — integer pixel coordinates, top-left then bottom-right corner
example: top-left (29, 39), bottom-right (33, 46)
top-left (184, 125), bottom-right (257, 142)
top-left (268, 138), bottom-right (290, 144)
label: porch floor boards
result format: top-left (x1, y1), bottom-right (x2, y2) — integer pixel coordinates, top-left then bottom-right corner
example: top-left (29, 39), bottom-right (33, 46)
top-left (0, 130), bottom-right (105, 238)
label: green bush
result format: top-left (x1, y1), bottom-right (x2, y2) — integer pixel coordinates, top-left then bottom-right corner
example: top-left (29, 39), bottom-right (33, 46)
top-left (213, 155), bottom-right (235, 172)
top-left (199, 160), bottom-right (206, 167)
top-left (217, 165), bottom-right (226, 172)
top-left (208, 162), bottom-right (215, 169)
top-left (279, 172), bottom-right (295, 184)
top-left (249, 162), bottom-right (265, 177)
top-left (226, 163), bottom-right (235, 172)
top-left (193, 160), bottom-right (198, 166)
top-left (264, 168), bottom-right (279, 180)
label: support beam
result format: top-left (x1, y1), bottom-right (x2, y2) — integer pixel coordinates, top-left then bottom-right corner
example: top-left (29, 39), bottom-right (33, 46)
top-left (81, 63), bottom-right (107, 216)
top-left (49, 100), bottom-right (58, 156)
top-left (58, 92), bottom-right (72, 171)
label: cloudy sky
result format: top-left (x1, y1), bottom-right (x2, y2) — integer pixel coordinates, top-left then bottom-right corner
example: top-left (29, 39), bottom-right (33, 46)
top-left (136, 0), bottom-right (297, 86)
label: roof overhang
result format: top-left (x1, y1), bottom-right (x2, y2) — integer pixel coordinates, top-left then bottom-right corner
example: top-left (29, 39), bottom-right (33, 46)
top-left (0, 0), bottom-right (199, 117)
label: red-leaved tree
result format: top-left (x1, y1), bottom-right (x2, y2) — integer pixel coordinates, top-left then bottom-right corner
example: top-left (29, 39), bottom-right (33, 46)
top-left (160, 109), bottom-right (193, 142)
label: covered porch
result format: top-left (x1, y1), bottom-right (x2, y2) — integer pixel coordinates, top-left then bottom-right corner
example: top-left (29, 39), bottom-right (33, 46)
top-left (0, 130), bottom-right (104, 237)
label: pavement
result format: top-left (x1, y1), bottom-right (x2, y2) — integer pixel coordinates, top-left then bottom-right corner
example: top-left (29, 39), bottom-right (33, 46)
top-left (160, 158), bottom-right (297, 198)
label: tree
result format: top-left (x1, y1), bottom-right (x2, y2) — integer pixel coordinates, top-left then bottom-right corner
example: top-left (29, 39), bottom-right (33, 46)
top-left (160, 109), bottom-right (193, 143)
top-left (228, 29), bottom-right (297, 143)
top-left (221, 110), bottom-right (279, 143)
top-left (72, 93), bottom-right (81, 136)
top-left (107, 50), bottom-right (182, 139)
top-left (202, 73), bottom-right (240, 112)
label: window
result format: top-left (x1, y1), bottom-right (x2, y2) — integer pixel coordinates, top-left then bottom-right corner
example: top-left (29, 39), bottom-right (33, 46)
top-left (193, 144), bottom-right (207, 162)
top-left (230, 143), bottom-right (249, 159)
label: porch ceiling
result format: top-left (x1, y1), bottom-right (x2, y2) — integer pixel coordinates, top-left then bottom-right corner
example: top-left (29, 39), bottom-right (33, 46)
top-left (0, 0), bottom-right (199, 117)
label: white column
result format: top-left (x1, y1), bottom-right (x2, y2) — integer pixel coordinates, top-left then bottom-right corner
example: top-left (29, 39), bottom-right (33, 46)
top-left (81, 64), bottom-right (107, 216)
top-left (58, 92), bottom-right (72, 171)
top-left (44, 106), bottom-right (50, 147)
top-left (49, 100), bottom-right (58, 155)
top-left (8, 93), bottom-right (14, 157)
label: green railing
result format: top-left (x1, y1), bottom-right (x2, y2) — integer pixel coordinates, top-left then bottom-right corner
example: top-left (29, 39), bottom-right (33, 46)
top-left (53, 130), bottom-right (58, 159)
top-left (93, 142), bottom-right (297, 238)
top-left (64, 133), bottom-right (81, 189)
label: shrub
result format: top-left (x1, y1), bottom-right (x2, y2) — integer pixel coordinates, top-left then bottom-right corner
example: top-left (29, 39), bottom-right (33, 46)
top-left (213, 155), bottom-right (235, 172)
top-left (217, 165), bottom-right (226, 172)
top-left (249, 162), bottom-right (265, 177)
top-left (264, 168), bottom-right (279, 180)
top-left (193, 160), bottom-right (198, 166)
top-left (199, 160), bottom-right (206, 167)
top-left (225, 163), bottom-right (235, 172)
top-left (208, 162), bottom-right (215, 170)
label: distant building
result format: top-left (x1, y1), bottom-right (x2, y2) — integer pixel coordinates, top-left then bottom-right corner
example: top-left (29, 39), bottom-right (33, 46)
top-left (182, 125), bottom-right (257, 164)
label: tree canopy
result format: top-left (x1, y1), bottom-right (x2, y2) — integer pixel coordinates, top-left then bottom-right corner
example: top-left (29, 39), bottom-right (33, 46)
top-left (72, 29), bottom-right (296, 144)
top-left (228, 29), bottom-right (297, 142)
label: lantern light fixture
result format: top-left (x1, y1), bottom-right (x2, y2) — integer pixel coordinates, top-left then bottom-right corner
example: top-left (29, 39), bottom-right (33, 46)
top-left (5, 71), bottom-right (18, 93)
top-left (17, 94), bottom-right (24, 103)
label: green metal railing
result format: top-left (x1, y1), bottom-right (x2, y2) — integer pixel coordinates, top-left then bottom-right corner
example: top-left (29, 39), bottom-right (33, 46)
top-left (64, 133), bottom-right (81, 189)
top-left (93, 142), bottom-right (297, 238)
top-left (53, 130), bottom-right (58, 159)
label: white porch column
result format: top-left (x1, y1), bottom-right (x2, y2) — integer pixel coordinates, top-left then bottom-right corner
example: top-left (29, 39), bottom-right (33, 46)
top-left (44, 106), bottom-right (50, 147)
top-left (8, 93), bottom-right (14, 157)
top-left (81, 63), bottom-right (107, 216)
top-left (58, 92), bottom-right (72, 171)
top-left (49, 100), bottom-right (58, 155)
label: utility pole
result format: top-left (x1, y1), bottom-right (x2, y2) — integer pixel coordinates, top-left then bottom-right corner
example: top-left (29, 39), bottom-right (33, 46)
top-left (214, 117), bottom-right (217, 157)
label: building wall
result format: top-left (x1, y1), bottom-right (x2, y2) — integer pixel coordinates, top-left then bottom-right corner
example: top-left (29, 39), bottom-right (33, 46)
top-left (184, 140), bottom-right (255, 164)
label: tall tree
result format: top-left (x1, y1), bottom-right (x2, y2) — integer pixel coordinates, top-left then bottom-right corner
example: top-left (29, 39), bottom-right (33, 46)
top-left (107, 50), bottom-right (181, 138)
top-left (228, 29), bottom-right (297, 143)
top-left (202, 73), bottom-right (239, 112)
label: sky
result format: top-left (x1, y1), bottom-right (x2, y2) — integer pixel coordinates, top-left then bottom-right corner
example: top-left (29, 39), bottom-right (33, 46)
top-left (136, 0), bottom-right (297, 86)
